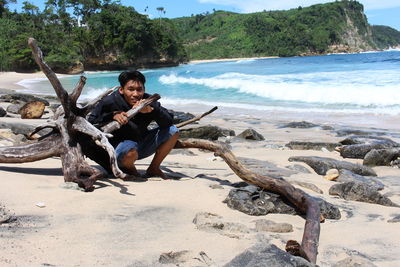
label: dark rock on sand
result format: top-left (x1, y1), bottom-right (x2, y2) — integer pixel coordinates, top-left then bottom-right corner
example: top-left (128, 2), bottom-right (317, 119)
top-left (223, 243), bottom-right (315, 267)
top-left (238, 157), bottom-right (297, 178)
top-left (363, 148), bottom-right (400, 166)
top-left (6, 103), bottom-right (23, 114)
top-left (224, 185), bottom-right (341, 219)
top-left (0, 107), bottom-right (6, 117)
top-left (337, 170), bottom-right (384, 191)
top-left (339, 141), bottom-right (399, 159)
top-left (314, 197), bottom-right (341, 220)
top-left (339, 135), bottom-right (397, 146)
top-left (387, 214), bottom-right (400, 223)
top-left (286, 141), bottom-right (341, 151)
top-left (285, 164), bottom-right (311, 174)
top-left (0, 122), bottom-right (36, 136)
top-left (193, 212), bottom-right (250, 238)
top-left (288, 156), bottom-right (377, 176)
top-left (168, 109), bottom-right (195, 124)
top-left (236, 128), bottom-right (265, 141)
top-left (336, 129), bottom-right (389, 137)
top-left (179, 125), bottom-right (235, 140)
top-left (224, 185), bottom-right (297, 216)
top-left (278, 121), bottom-right (319, 129)
top-left (289, 181), bottom-right (323, 194)
top-left (254, 219), bottom-right (293, 233)
top-left (0, 93), bottom-right (50, 106)
top-left (329, 182), bottom-right (399, 207)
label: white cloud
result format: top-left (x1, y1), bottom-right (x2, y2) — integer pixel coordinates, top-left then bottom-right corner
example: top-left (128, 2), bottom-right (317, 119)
top-left (198, 0), bottom-right (400, 12)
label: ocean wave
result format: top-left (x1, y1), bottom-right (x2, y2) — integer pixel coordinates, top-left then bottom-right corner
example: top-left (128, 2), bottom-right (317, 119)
top-left (159, 70), bottom-right (400, 106)
top-left (160, 97), bottom-right (400, 116)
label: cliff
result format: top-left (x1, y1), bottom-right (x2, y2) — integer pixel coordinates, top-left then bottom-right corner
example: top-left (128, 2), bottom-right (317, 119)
top-left (172, 1), bottom-right (400, 59)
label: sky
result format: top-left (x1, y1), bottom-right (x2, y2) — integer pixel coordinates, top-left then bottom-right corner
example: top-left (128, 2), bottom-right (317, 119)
top-left (7, 0), bottom-right (400, 30)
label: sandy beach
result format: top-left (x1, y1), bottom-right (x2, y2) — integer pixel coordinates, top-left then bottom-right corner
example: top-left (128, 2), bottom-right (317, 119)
top-left (1, 72), bottom-right (400, 266)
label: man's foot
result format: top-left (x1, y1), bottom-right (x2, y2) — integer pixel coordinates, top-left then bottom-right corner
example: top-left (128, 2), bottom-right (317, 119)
top-left (120, 166), bottom-right (140, 177)
top-left (145, 167), bottom-right (168, 179)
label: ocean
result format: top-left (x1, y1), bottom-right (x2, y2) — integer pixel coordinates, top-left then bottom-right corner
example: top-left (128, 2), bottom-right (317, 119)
top-left (16, 50), bottom-right (400, 128)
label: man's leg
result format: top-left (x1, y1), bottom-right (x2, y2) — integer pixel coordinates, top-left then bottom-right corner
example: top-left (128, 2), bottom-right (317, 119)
top-left (115, 140), bottom-right (140, 176)
top-left (146, 131), bottom-right (179, 178)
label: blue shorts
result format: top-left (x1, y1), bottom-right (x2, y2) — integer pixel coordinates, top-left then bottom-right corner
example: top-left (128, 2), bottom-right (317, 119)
top-left (115, 125), bottom-right (179, 165)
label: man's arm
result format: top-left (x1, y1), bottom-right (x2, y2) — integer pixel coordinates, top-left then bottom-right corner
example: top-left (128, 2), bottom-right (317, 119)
top-left (150, 101), bottom-right (173, 128)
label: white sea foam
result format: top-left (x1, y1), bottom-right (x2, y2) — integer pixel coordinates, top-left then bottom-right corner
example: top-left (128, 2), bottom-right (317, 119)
top-left (159, 97), bottom-right (400, 115)
top-left (159, 70), bottom-right (400, 107)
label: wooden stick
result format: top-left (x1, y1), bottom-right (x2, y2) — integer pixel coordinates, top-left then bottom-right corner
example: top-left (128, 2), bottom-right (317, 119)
top-left (176, 106), bottom-right (218, 128)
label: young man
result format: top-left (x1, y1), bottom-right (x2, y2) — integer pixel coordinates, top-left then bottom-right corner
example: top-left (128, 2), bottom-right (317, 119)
top-left (88, 70), bottom-right (179, 179)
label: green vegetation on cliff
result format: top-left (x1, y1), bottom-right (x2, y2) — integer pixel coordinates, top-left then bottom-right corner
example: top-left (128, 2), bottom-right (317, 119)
top-left (172, 0), bottom-right (399, 59)
top-left (0, 0), bottom-right (399, 72)
top-left (0, 0), bottom-right (187, 73)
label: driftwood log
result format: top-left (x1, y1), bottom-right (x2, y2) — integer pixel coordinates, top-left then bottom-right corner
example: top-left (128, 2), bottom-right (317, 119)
top-left (0, 38), bottom-right (320, 263)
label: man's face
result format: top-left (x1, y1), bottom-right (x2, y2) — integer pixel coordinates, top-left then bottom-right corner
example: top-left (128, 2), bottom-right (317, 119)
top-left (119, 80), bottom-right (145, 106)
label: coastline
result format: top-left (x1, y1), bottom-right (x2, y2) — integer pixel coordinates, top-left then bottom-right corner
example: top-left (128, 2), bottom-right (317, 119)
top-left (0, 71), bottom-right (48, 90)
top-left (188, 56), bottom-right (278, 64)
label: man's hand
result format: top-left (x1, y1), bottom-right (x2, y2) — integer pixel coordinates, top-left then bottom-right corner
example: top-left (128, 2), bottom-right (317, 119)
top-left (113, 111), bottom-right (129, 125)
top-left (135, 99), bottom-right (154, 114)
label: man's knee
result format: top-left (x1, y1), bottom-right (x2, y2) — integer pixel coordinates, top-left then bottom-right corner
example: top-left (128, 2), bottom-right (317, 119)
top-left (169, 125), bottom-right (179, 137)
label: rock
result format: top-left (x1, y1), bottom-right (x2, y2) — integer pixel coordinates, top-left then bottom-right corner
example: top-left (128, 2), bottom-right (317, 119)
top-left (0, 107), bottom-right (6, 117)
top-left (179, 125), bottom-right (235, 140)
top-left (387, 214), bottom-right (400, 223)
top-left (329, 182), bottom-right (399, 207)
top-left (363, 148), bottom-right (400, 166)
top-left (0, 203), bottom-right (14, 224)
top-left (224, 185), bottom-right (341, 219)
top-left (224, 185), bottom-right (297, 216)
top-left (159, 250), bottom-right (215, 266)
top-left (254, 219), bottom-right (293, 233)
top-left (167, 109), bottom-right (195, 124)
top-left (286, 141), bottom-right (341, 151)
top-left (285, 164), bottom-right (311, 174)
top-left (209, 184), bottom-right (224, 189)
top-left (0, 93), bottom-right (50, 106)
top-left (339, 135), bottom-right (397, 145)
top-left (314, 197), bottom-right (341, 220)
top-left (193, 212), bottom-right (250, 238)
top-left (6, 103), bottom-right (23, 114)
top-left (325, 169), bottom-right (339, 181)
top-left (337, 170), bottom-right (384, 191)
top-left (238, 157), bottom-right (297, 177)
top-left (288, 156), bottom-right (377, 176)
top-left (331, 255), bottom-right (377, 267)
top-left (223, 243), bottom-right (315, 267)
top-left (19, 101), bottom-right (46, 119)
top-left (290, 181), bottom-right (323, 194)
top-left (0, 122), bottom-right (36, 136)
top-left (236, 128), bottom-right (265, 141)
top-left (336, 129), bottom-right (388, 137)
top-left (278, 121), bottom-right (319, 129)
top-left (339, 141), bottom-right (399, 159)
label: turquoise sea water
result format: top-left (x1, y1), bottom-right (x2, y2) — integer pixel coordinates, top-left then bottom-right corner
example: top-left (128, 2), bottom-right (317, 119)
top-left (17, 50), bottom-right (400, 117)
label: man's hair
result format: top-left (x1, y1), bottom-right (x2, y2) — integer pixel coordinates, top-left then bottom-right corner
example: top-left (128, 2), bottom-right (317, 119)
top-left (118, 71), bottom-right (146, 88)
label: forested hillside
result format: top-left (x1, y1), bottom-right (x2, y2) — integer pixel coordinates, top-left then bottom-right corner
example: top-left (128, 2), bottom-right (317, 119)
top-left (0, 0), bottom-right (187, 73)
top-left (172, 0), bottom-right (400, 59)
top-left (0, 0), bottom-right (399, 72)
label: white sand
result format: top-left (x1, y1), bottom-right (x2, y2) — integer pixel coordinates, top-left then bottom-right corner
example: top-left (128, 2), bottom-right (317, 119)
top-left (1, 73), bottom-right (400, 266)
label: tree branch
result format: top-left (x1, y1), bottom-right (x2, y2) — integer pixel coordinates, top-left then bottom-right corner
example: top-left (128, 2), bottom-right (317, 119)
top-left (174, 138), bottom-right (320, 263)
top-left (176, 106), bottom-right (218, 128)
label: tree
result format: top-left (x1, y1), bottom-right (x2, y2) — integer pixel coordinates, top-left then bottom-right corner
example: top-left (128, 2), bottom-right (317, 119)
top-left (156, 6), bottom-right (165, 26)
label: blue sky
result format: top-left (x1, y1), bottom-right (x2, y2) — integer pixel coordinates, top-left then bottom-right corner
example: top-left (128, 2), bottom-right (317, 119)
top-left (8, 0), bottom-right (400, 30)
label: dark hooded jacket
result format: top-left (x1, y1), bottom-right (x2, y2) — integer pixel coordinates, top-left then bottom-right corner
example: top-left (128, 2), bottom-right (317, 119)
top-left (88, 90), bottom-right (173, 147)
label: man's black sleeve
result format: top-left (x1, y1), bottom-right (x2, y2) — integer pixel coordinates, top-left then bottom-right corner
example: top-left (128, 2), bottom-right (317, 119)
top-left (87, 100), bottom-right (115, 126)
top-left (150, 101), bottom-right (173, 128)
